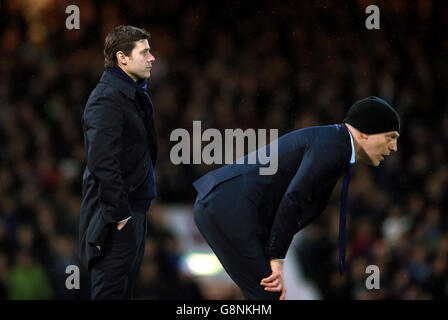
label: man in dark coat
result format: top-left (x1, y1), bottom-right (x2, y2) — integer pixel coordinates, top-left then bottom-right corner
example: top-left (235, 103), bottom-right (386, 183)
top-left (78, 25), bottom-right (158, 299)
top-left (193, 96), bottom-right (400, 300)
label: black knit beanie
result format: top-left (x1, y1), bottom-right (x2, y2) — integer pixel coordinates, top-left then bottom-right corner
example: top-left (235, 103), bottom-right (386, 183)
top-left (343, 96), bottom-right (400, 134)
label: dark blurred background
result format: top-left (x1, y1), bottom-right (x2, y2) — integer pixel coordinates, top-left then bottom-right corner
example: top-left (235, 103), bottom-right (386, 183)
top-left (0, 0), bottom-right (447, 299)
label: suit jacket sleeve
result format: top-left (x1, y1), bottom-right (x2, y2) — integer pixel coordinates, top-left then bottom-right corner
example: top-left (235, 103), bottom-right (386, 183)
top-left (83, 94), bottom-right (131, 224)
top-left (265, 144), bottom-right (346, 258)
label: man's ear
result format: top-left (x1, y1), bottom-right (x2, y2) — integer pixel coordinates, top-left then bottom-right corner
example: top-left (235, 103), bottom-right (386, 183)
top-left (116, 51), bottom-right (127, 66)
top-left (358, 131), bottom-right (369, 140)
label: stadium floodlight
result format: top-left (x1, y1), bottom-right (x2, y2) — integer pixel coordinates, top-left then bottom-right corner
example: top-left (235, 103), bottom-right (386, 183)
top-left (183, 252), bottom-right (224, 276)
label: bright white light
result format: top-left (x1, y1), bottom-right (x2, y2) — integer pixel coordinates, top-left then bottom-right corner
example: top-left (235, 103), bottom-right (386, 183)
top-left (184, 252), bottom-right (224, 276)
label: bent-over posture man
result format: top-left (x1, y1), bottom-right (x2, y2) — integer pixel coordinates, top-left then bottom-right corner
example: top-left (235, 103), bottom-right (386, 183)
top-left (193, 96), bottom-right (400, 300)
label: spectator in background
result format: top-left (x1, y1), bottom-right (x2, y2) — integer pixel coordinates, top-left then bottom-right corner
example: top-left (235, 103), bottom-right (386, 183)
top-left (0, 251), bottom-right (8, 299)
top-left (7, 249), bottom-right (53, 300)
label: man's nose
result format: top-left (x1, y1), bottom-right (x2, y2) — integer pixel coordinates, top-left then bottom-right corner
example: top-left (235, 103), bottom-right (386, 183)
top-left (390, 142), bottom-right (397, 152)
top-left (148, 54), bottom-right (155, 63)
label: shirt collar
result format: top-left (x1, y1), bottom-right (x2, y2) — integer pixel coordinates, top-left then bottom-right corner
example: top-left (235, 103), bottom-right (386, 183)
top-left (347, 129), bottom-right (356, 164)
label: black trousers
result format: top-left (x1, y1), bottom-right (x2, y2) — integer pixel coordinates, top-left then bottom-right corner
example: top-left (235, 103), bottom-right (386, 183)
top-left (90, 208), bottom-right (147, 299)
top-left (194, 177), bottom-right (281, 300)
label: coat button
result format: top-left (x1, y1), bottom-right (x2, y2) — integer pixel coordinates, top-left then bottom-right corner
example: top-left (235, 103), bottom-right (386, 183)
top-left (129, 185), bottom-right (135, 192)
top-left (143, 163), bottom-right (148, 169)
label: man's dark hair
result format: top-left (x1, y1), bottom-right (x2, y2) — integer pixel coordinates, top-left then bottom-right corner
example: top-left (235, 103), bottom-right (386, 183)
top-left (104, 25), bottom-right (150, 68)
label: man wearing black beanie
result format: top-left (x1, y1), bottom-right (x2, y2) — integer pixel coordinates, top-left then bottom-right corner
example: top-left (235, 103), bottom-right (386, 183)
top-left (192, 96), bottom-right (400, 300)
top-left (343, 96), bottom-right (400, 166)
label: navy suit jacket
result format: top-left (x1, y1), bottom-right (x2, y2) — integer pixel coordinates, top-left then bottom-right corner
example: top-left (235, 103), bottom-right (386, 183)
top-left (193, 124), bottom-right (352, 259)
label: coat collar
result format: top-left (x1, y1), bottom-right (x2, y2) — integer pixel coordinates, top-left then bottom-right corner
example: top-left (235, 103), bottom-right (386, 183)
top-left (99, 69), bottom-right (137, 101)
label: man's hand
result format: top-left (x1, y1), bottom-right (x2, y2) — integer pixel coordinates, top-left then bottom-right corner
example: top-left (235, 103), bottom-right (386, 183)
top-left (260, 258), bottom-right (286, 300)
top-left (116, 217), bottom-right (131, 230)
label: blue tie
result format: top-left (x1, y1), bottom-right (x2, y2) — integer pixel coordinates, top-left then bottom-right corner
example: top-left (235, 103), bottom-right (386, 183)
top-left (339, 165), bottom-right (352, 274)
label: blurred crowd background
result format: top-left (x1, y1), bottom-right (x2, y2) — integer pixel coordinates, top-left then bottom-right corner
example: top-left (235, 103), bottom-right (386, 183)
top-left (0, 0), bottom-right (447, 299)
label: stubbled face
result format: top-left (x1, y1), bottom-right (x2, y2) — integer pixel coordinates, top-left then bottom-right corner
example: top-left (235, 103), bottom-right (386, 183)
top-left (363, 131), bottom-right (399, 166)
top-left (121, 39), bottom-right (155, 81)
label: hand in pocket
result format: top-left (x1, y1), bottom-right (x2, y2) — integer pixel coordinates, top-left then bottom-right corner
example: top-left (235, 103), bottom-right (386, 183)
top-left (117, 217), bottom-right (131, 230)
